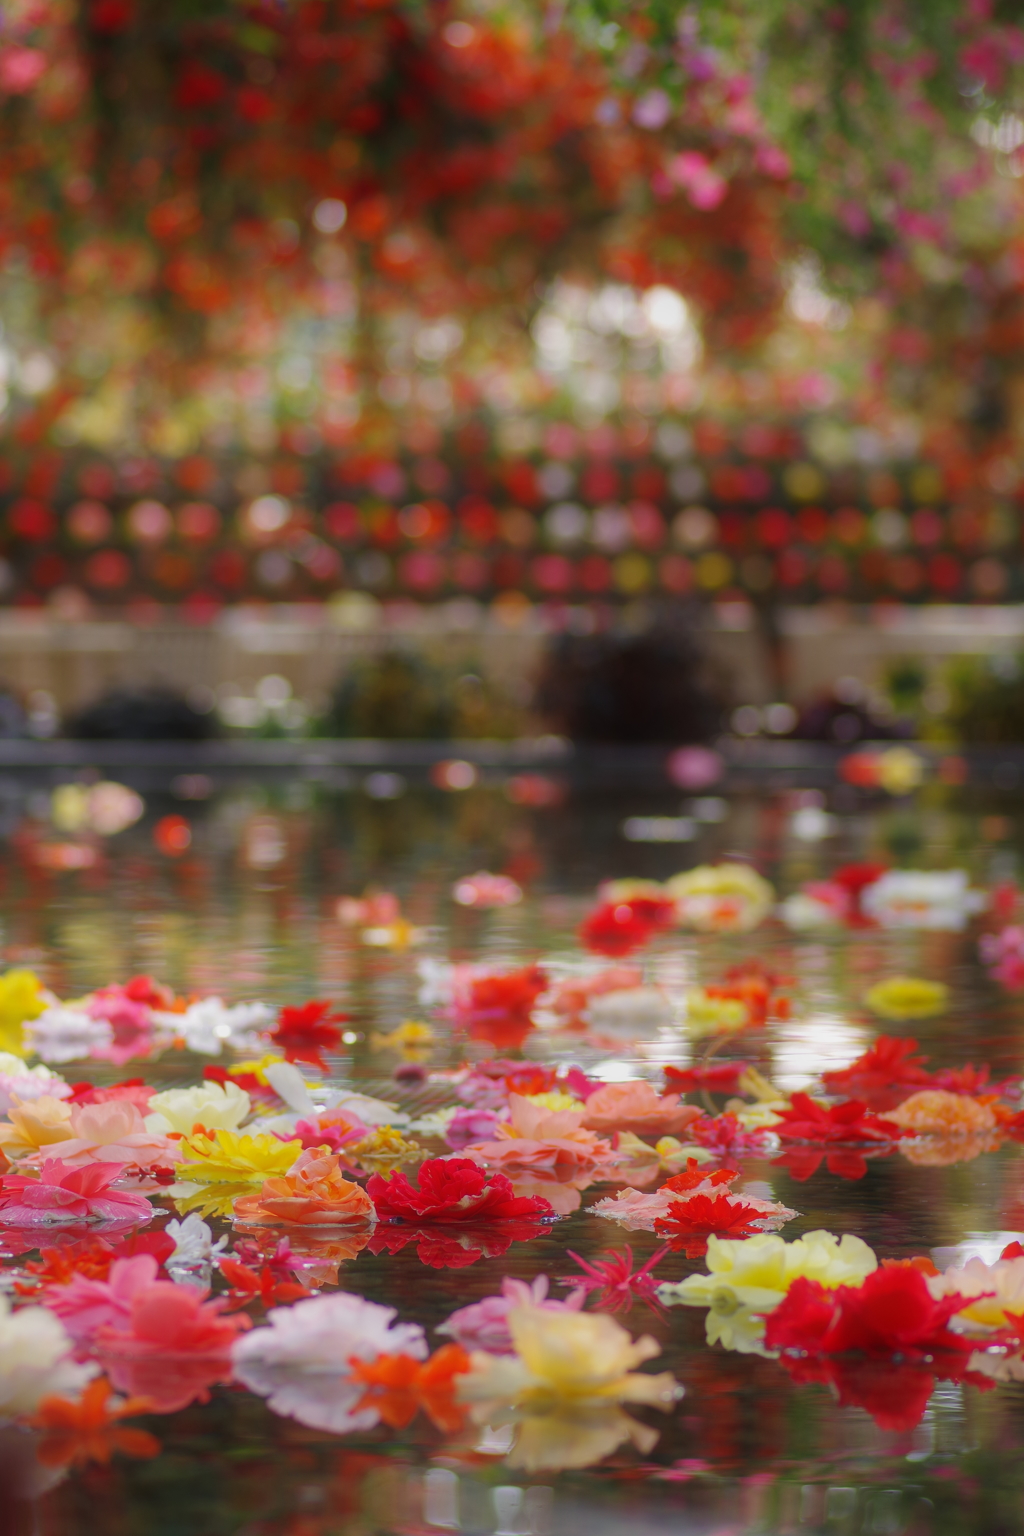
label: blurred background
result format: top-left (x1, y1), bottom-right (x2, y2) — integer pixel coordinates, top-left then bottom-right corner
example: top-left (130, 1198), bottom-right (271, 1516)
top-left (2, 1), bottom-right (1024, 755)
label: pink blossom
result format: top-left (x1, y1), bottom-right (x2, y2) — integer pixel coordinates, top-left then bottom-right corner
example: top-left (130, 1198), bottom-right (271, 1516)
top-left (284, 1107), bottom-right (368, 1155)
top-left (43, 1254), bottom-right (161, 1345)
top-left (0, 47), bottom-right (46, 94)
top-left (437, 1274), bottom-right (584, 1353)
top-left (582, 1080), bottom-right (702, 1138)
top-left (462, 1092), bottom-right (612, 1174)
top-left (0, 1160), bottom-right (153, 1226)
top-left (27, 1100), bottom-right (180, 1171)
top-left (97, 1281), bottom-right (249, 1413)
top-left (451, 872), bottom-right (523, 908)
top-left (86, 988), bottom-right (155, 1065)
top-left (445, 1107), bottom-right (503, 1150)
top-left (668, 151), bottom-right (727, 209)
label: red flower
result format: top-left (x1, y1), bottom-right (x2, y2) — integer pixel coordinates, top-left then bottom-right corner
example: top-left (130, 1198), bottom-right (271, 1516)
top-left (269, 1000), bottom-right (347, 1069)
top-left (932, 1062), bottom-right (1019, 1096)
top-left (775, 1354), bottom-right (944, 1433)
top-left (686, 1112), bottom-right (771, 1156)
top-left (764, 1265), bottom-right (977, 1361)
top-left (822, 1036), bottom-right (932, 1110)
top-left (464, 964), bottom-right (547, 1020)
top-left (349, 1344), bottom-right (471, 1432)
top-left (660, 1159), bottom-right (740, 1195)
top-left (774, 1092), bottom-right (905, 1145)
top-left (202, 1065), bottom-right (278, 1102)
top-left (771, 1147), bottom-right (896, 1182)
top-left (217, 1257), bottom-right (311, 1311)
top-left (664, 1062), bottom-right (749, 1093)
top-left (367, 1157), bottom-right (554, 1223)
top-left (31, 1376), bottom-right (159, 1468)
top-left (654, 1192), bottom-right (768, 1257)
top-left (579, 897), bottom-right (675, 957)
top-left (557, 1244), bottom-right (672, 1313)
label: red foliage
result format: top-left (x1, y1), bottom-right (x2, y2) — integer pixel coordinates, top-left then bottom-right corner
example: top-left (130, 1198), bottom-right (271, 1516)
top-left (366, 1156), bottom-right (554, 1224)
top-left (654, 1192), bottom-right (769, 1257)
top-left (269, 1000), bottom-right (347, 1069)
top-left (774, 1092), bottom-right (905, 1145)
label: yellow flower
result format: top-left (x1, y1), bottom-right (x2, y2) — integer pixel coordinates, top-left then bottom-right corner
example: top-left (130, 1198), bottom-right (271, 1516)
top-left (349, 1124), bottom-right (421, 1173)
top-left (522, 1090), bottom-right (584, 1114)
top-left (360, 918), bottom-right (425, 950)
top-left (928, 1256), bottom-right (1024, 1333)
top-left (877, 746), bottom-right (925, 795)
top-left (667, 864), bottom-right (775, 933)
top-left (228, 1054), bottom-right (287, 1085)
top-left (145, 1080), bottom-right (251, 1135)
top-left (178, 1129), bottom-right (303, 1184)
top-left (684, 988), bottom-right (749, 1038)
top-left (0, 1095), bottom-right (74, 1156)
top-left (169, 1181), bottom-right (256, 1219)
top-left (864, 976), bottom-right (948, 1021)
top-left (599, 878), bottom-right (668, 904)
top-left (730, 1101), bottom-right (786, 1130)
top-left (0, 970), bottom-right (47, 1057)
top-left (658, 1230), bottom-right (878, 1353)
top-left (653, 1137), bottom-right (715, 1170)
top-left (370, 1020), bottom-right (434, 1055)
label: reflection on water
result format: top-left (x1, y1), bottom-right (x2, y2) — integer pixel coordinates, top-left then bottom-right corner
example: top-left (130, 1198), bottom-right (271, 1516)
top-left (4, 776), bottom-right (1024, 1534)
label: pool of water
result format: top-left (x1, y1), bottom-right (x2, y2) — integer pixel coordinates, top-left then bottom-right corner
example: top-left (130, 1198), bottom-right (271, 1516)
top-left (4, 773), bottom-right (1024, 1536)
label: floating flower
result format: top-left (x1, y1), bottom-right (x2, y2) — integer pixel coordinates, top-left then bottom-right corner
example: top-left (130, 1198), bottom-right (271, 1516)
top-left (683, 989), bottom-right (750, 1038)
top-left (582, 1080), bottom-right (703, 1139)
top-left (287, 1105), bottom-right (368, 1155)
top-left (232, 1292), bottom-right (426, 1434)
top-left (349, 1344), bottom-right (471, 1432)
top-left (155, 998), bottom-right (272, 1056)
top-left (981, 925), bottom-right (1024, 990)
top-left (348, 1125), bottom-right (422, 1173)
top-left (773, 1092), bottom-right (905, 1146)
top-left (859, 870), bottom-right (984, 931)
top-left (370, 1020), bottom-right (434, 1055)
top-left (444, 1106), bottom-right (504, 1150)
top-left (28, 1100), bottom-right (180, 1171)
top-left (0, 1160), bottom-right (153, 1226)
top-left (144, 1081), bottom-right (251, 1136)
top-left (461, 1092), bottom-right (611, 1174)
top-left (663, 1062), bottom-right (750, 1093)
top-left (438, 1275), bottom-right (585, 1354)
top-left (557, 1246), bottom-right (672, 1315)
top-left (164, 1212), bottom-right (226, 1267)
top-left (0, 1293), bottom-right (94, 1415)
top-left (864, 976), bottom-right (949, 1021)
top-left (85, 986), bottom-right (156, 1065)
top-left (547, 966), bottom-right (644, 1024)
top-left (233, 1149), bottom-right (376, 1227)
top-left (875, 746), bottom-right (926, 795)
top-left (178, 1130), bottom-right (304, 1184)
top-left (579, 896), bottom-right (676, 957)
top-left (927, 1254), bottom-right (1024, 1334)
top-left (457, 1303), bottom-right (679, 1471)
top-left (367, 1220), bottom-right (550, 1269)
top-left (686, 1112), bottom-right (773, 1156)
top-left (658, 1230), bottom-right (878, 1353)
top-left (31, 1375), bottom-right (160, 1468)
top-left (97, 1282), bottom-right (250, 1414)
top-left (367, 1156), bottom-right (554, 1223)
top-left (360, 918), bottom-right (427, 950)
top-left (25, 1008), bottom-right (114, 1064)
top-left (268, 1000), bottom-right (347, 1069)
top-left (452, 871), bottom-right (523, 907)
top-left (886, 1089), bottom-right (998, 1136)
top-left (654, 1191), bottom-right (791, 1257)
top-left (820, 1035), bottom-right (932, 1110)
top-left (764, 1263), bottom-right (975, 1361)
top-left (0, 969), bottom-right (47, 1056)
top-left (0, 1054), bottom-right (71, 1114)
top-left (667, 864), bottom-right (775, 933)
top-left (43, 1253), bottom-right (162, 1345)
top-left (0, 1094), bottom-right (74, 1156)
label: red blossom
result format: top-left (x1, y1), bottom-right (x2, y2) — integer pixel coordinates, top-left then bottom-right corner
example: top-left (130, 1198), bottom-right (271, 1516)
top-left (654, 1192), bottom-right (768, 1257)
top-left (821, 1036), bottom-right (932, 1109)
top-left (349, 1344), bottom-right (471, 1433)
top-left (202, 1065), bottom-right (278, 1102)
top-left (268, 1000), bottom-right (348, 1069)
top-left (774, 1092), bottom-right (904, 1146)
top-left (217, 1256), bottom-right (311, 1311)
top-left (763, 1265), bottom-right (978, 1361)
top-left (367, 1157), bottom-right (554, 1223)
top-left (686, 1112), bottom-right (772, 1156)
top-left (557, 1244), bottom-right (672, 1314)
top-left (775, 1354), bottom-right (945, 1433)
top-left (664, 1062), bottom-right (749, 1093)
top-left (579, 897), bottom-right (675, 957)
top-left (660, 1159), bottom-right (739, 1195)
top-left (464, 964), bottom-right (548, 1020)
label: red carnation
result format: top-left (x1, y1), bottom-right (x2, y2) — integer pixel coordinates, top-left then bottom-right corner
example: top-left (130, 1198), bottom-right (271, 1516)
top-left (764, 1265), bottom-right (977, 1361)
top-left (367, 1157), bottom-right (554, 1224)
top-left (774, 1092), bottom-right (905, 1145)
top-left (654, 1192), bottom-right (768, 1258)
top-left (268, 1000), bottom-right (347, 1070)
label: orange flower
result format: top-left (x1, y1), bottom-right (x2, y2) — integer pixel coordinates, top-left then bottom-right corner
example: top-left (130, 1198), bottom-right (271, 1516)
top-left (233, 1148), bottom-right (376, 1227)
top-left (583, 1080), bottom-right (703, 1138)
top-left (349, 1344), bottom-right (470, 1433)
top-left (887, 1090), bottom-right (997, 1136)
top-left (32, 1376), bottom-right (160, 1468)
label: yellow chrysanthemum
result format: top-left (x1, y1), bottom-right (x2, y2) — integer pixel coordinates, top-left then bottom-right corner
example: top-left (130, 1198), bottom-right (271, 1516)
top-left (0, 970), bottom-right (47, 1057)
top-left (178, 1129), bottom-right (303, 1184)
top-left (864, 976), bottom-right (948, 1021)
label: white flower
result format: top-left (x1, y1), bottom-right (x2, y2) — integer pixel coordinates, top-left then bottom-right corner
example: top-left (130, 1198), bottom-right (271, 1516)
top-left (232, 1293), bottom-right (426, 1434)
top-left (145, 1081), bottom-right (251, 1135)
top-left (24, 1007), bottom-right (113, 1064)
top-left (860, 870), bottom-right (985, 932)
top-left (416, 958), bottom-right (454, 1008)
top-left (154, 998), bottom-right (273, 1056)
top-left (164, 1212), bottom-right (227, 1266)
top-left (0, 1294), bottom-right (95, 1415)
top-left (0, 1054), bottom-right (70, 1114)
top-left (778, 892), bottom-right (844, 930)
top-left (407, 1105), bottom-right (460, 1136)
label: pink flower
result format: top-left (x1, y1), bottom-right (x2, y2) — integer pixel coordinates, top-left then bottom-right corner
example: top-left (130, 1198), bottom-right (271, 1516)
top-left (582, 1080), bottom-right (703, 1139)
top-left (86, 988), bottom-right (155, 1065)
top-left (27, 1100), bottom-right (180, 1172)
top-left (463, 1093), bottom-right (612, 1174)
top-left (284, 1107), bottom-right (368, 1155)
top-left (97, 1282), bottom-right (249, 1414)
top-left (0, 47), bottom-right (47, 94)
top-left (0, 1160), bottom-right (153, 1226)
top-left (43, 1254), bottom-right (161, 1345)
top-left (437, 1275), bottom-right (584, 1353)
top-left (445, 1107), bottom-right (503, 1150)
top-left (451, 872), bottom-right (523, 908)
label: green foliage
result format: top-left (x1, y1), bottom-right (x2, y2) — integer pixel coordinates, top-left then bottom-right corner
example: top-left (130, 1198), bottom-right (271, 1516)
top-left (943, 652), bottom-right (1024, 743)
